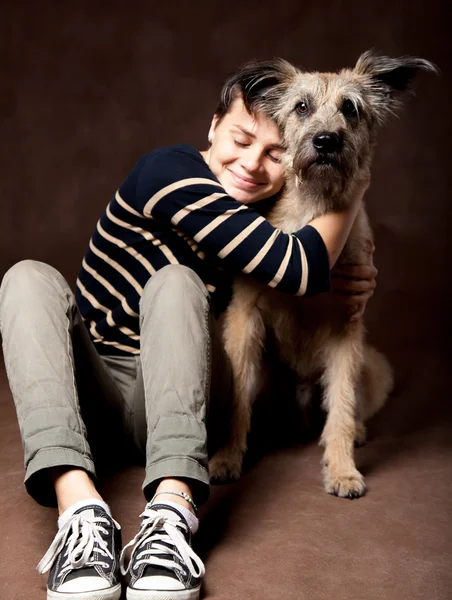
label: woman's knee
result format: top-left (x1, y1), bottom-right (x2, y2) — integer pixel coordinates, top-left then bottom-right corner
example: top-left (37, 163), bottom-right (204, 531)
top-left (0, 260), bottom-right (71, 306)
top-left (141, 265), bottom-right (209, 306)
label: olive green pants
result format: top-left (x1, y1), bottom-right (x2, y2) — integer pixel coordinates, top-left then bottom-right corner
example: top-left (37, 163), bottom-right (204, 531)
top-left (0, 261), bottom-right (231, 506)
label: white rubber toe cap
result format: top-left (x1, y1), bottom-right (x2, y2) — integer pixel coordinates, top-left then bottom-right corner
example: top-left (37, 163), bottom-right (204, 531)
top-left (57, 576), bottom-right (110, 592)
top-left (133, 575), bottom-right (185, 591)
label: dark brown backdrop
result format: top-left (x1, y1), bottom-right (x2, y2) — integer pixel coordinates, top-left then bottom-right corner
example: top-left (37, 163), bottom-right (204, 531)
top-left (0, 1), bottom-right (451, 599)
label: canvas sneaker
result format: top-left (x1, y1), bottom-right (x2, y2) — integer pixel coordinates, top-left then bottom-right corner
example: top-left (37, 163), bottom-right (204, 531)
top-left (121, 503), bottom-right (205, 600)
top-left (37, 504), bottom-right (122, 600)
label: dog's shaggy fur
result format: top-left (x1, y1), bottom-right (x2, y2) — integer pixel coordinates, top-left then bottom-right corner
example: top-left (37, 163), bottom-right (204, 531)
top-left (209, 51), bottom-right (437, 498)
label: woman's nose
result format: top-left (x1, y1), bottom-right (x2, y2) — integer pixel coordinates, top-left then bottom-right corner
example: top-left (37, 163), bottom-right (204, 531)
top-left (241, 148), bottom-right (262, 172)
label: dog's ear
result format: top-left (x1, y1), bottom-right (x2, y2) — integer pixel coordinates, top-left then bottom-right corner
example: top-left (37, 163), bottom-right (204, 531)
top-left (354, 50), bottom-right (439, 121)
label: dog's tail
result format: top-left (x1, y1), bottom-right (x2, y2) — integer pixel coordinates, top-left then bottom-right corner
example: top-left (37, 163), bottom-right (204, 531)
top-left (358, 345), bottom-right (394, 421)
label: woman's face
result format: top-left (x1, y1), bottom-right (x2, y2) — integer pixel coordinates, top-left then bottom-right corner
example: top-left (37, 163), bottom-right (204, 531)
top-left (201, 97), bottom-right (286, 204)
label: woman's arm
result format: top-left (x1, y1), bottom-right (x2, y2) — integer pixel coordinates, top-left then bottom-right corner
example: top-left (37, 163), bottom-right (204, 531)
top-left (307, 195), bottom-right (365, 269)
top-left (127, 147), bottom-right (365, 297)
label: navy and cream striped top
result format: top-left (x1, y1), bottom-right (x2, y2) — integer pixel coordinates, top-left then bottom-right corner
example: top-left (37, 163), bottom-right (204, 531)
top-left (75, 144), bottom-right (330, 356)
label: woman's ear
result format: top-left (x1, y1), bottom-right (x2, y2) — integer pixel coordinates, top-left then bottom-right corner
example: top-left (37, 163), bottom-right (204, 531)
top-left (208, 114), bottom-right (220, 144)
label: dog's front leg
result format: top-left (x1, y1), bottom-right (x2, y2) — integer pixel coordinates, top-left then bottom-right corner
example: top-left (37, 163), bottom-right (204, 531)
top-left (209, 297), bottom-right (265, 482)
top-left (319, 326), bottom-right (366, 498)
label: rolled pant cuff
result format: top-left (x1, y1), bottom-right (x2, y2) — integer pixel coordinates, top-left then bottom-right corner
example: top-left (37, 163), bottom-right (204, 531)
top-left (143, 456), bottom-right (210, 506)
top-left (25, 447), bottom-right (96, 507)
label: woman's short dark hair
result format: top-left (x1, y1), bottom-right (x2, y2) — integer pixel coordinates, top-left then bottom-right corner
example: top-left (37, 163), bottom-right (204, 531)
top-left (215, 58), bottom-right (294, 121)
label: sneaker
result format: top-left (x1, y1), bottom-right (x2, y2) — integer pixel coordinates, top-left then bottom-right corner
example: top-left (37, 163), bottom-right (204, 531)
top-left (37, 504), bottom-right (122, 600)
top-left (121, 503), bottom-right (205, 600)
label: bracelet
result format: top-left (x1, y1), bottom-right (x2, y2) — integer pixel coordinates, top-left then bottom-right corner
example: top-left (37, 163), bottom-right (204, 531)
top-left (151, 491), bottom-right (198, 515)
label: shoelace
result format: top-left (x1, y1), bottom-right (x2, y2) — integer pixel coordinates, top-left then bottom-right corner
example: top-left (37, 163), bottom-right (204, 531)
top-left (37, 514), bottom-right (117, 577)
top-left (120, 508), bottom-right (205, 580)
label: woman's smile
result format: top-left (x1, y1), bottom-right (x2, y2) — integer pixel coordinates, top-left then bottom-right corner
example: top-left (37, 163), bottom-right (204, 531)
top-left (227, 169), bottom-right (265, 189)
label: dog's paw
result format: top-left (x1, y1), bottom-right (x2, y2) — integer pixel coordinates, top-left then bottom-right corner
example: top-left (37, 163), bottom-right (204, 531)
top-left (323, 467), bottom-right (366, 499)
top-left (209, 449), bottom-right (243, 483)
top-left (354, 422), bottom-right (367, 447)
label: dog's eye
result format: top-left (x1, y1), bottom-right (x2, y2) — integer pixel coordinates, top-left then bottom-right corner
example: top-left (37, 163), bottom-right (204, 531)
top-left (296, 101), bottom-right (309, 115)
top-left (341, 99), bottom-right (359, 119)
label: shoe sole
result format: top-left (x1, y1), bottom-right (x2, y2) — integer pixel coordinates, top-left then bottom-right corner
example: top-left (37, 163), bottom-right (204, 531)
top-left (126, 584), bottom-right (201, 600)
top-left (47, 583), bottom-right (122, 600)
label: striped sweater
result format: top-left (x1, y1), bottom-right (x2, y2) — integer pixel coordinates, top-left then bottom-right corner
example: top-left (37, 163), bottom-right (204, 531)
top-left (75, 144), bottom-right (330, 356)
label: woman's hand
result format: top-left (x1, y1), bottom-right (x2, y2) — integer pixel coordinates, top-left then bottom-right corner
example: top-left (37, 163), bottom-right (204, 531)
top-left (330, 262), bottom-right (378, 322)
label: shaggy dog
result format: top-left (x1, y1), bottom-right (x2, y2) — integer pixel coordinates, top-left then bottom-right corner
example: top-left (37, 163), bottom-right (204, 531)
top-left (209, 51), bottom-right (437, 498)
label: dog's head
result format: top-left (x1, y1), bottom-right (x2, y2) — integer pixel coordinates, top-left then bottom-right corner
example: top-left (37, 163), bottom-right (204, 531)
top-left (252, 51), bottom-right (438, 199)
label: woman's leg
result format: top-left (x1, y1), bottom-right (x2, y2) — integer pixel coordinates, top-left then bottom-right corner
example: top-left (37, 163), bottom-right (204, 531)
top-left (136, 265), bottom-right (216, 504)
top-left (0, 260), bottom-right (129, 599)
top-left (137, 264), bottom-right (233, 502)
top-left (0, 259), bottom-right (131, 505)
top-left (121, 264), bottom-right (232, 599)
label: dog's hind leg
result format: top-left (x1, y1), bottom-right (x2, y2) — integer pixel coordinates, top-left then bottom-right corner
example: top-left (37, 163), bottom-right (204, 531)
top-left (358, 344), bottom-right (394, 420)
top-left (319, 326), bottom-right (366, 498)
top-left (354, 344), bottom-right (394, 445)
top-left (209, 291), bottom-right (266, 482)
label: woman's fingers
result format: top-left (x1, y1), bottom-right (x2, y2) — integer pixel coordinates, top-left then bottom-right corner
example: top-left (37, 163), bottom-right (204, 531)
top-left (332, 264), bottom-right (378, 280)
top-left (339, 289), bottom-right (374, 306)
top-left (347, 291), bottom-right (374, 321)
top-left (330, 261), bottom-right (378, 321)
top-left (332, 278), bottom-right (376, 294)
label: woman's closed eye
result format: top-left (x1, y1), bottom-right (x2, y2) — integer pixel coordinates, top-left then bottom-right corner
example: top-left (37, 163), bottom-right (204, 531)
top-left (233, 138), bottom-right (250, 148)
top-left (233, 139), bottom-right (281, 163)
top-left (267, 152), bottom-right (281, 163)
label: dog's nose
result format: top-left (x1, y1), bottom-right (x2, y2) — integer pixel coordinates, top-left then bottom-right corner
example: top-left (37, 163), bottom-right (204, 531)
top-left (313, 132), bottom-right (343, 154)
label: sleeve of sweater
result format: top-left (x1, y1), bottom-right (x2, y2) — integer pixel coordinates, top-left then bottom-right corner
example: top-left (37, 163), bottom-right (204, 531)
top-left (121, 146), bottom-right (331, 297)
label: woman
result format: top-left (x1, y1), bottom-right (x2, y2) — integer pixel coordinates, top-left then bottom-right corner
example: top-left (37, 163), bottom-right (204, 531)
top-left (0, 59), bottom-right (376, 600)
